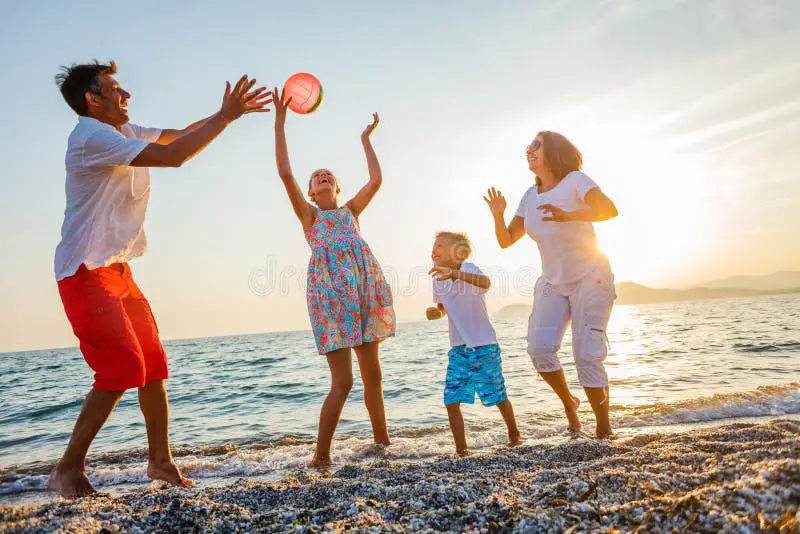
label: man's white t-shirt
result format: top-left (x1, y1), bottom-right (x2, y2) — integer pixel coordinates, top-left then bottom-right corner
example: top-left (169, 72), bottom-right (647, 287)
top-left (54, 116), bottom-right (161, 281)
top-left (432, 262), bottom-right (497, 348)
top-left (515, 170), bottom-right (607, 286)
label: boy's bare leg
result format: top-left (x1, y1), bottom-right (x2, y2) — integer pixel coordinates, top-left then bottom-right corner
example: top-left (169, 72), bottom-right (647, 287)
top-left (584, 386), bottom-right (612, 438)
top-left (47, 387), bottom-right (124, 498)
top-left (309, 348), bottom-right (353, 467)
top-left (538, 369), bottom-right (582, 431)
top-left (354, 341), bottom-right (390, 445)
top-left (446, 402), bottom-right (470, 456)
top-left (138, 380), bottom-right (192, 487)
top-left (496, 399), bottom-right (521, 445)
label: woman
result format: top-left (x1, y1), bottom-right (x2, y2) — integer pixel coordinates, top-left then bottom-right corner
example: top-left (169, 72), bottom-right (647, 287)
top-left (484, 131), bottom-right (618, 438)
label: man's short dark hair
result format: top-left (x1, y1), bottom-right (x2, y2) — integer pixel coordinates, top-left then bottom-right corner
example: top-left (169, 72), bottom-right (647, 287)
top-left (55, 60), bottom-right (117, 116)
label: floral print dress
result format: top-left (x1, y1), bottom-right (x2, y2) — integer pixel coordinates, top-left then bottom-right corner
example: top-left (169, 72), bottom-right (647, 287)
top-left (305, 206), bottom-right (395, 354)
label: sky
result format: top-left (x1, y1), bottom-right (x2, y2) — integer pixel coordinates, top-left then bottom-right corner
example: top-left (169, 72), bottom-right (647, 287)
top-left (1, 0), bottom-right (799, 352)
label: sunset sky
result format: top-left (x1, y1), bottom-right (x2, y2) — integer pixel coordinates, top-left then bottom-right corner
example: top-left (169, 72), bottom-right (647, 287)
top-left (1, 0), bottom-right (799, 352)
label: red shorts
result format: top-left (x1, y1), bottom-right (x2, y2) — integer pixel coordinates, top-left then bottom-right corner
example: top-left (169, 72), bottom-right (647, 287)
top-left (58, 263), bottom-right (168, 391)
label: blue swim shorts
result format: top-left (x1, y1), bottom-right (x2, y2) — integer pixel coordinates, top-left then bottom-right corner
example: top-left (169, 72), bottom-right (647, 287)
top-left (444, 343), bottom-right (508, 407)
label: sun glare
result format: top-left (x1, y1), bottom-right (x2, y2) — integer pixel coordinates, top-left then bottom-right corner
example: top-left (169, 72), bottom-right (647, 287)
top-left (555, 116), bottom-right (719, 287)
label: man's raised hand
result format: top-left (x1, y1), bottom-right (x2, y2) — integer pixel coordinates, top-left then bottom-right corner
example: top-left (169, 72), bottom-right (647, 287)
top-left (220, 75), bottom-right (273, 123)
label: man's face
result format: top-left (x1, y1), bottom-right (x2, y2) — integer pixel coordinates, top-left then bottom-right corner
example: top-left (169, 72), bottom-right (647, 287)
top-left (87, 74), bottom-right (130, 127)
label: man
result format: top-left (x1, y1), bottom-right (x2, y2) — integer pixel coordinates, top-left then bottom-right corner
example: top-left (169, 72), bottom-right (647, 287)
top-left (49, 60), bottom-right (271, 498)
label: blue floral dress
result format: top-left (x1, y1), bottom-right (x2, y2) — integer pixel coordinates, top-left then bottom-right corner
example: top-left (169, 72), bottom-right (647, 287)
top-left (305, 206), bottom-right (395, 354)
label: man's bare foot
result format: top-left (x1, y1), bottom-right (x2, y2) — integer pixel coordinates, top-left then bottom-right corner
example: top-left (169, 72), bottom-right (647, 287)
top-left (147, 460), bottom-right (193, 488)
top-left (47, 465), bottom-right (96, 498)
top-left (506, 432), bottom-right (522, 447)
top-left (596, 430), bottom-right (616, 440)
top-left (455, 448), bottom-right (472, 458)
top-left (565, 395), bottom-right (582, 431)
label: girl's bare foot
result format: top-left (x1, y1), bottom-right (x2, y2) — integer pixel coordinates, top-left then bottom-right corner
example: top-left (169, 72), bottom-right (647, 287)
top-left (565, 395), bottom-right (582, 431)
top-left (147, 461), bottom-right (193, 488)
top-left (47, 465), bottom-right (96, 498)
top-left (455, 448), bottom-right (472, 458)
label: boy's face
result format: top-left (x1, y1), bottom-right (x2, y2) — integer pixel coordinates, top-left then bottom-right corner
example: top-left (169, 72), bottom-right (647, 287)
top-left (431, 236), bottom-right (459, 268)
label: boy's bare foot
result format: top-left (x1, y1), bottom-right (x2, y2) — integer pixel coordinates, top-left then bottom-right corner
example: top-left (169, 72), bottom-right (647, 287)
top-left (147, 460), bottom-right (193, 488)
top-left (307, 455), bottom-right (333, 468)
top-left (455, 448), bottom-right (472, 458)
top-left (566, 395), bottom-right (582, 431)
top-left (506, 432), bottom-right (522, 447)
top-left (47, 465), bottom-right (96, 498)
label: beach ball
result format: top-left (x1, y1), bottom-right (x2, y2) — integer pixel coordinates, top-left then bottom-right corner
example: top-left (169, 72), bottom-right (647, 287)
top-left (283, 73), bottom-right (323, 114)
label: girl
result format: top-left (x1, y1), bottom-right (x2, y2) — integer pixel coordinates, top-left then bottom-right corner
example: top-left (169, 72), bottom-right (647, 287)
top-left (272, 88), bottom-right (395, 466)
top-left (484, 131), bottom-right (619, 438)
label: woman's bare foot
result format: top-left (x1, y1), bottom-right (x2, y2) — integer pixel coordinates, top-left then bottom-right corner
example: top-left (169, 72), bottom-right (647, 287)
top-left (147, 460), bottom-right (193, 488)
top-left (47, 465), bottom-right (96, 498)
top-left (565, 395), bottom-right (582, 431)
top-left (455, 448), bottom-right (472, 458)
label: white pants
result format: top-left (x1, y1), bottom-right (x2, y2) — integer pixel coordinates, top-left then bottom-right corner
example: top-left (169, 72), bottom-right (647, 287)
top-left (527, 265), bottom-right (616, 388)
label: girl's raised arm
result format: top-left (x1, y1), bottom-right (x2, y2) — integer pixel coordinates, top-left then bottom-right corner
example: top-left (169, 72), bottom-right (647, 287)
top-left (273, 87), bottom-right (315, 230)
top-left (347, 113), bottom-right (382, 218)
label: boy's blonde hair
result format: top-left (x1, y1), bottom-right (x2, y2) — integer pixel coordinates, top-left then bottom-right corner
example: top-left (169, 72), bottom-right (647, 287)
top-left (436, 231), bottom-right (472, 261)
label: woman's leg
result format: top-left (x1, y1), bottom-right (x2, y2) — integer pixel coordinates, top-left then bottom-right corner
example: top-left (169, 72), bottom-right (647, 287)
top-left (527, 279), bottom-right (579, 430)
top-left (354, 341), bottom-right (390, 445)
top-left (570, 269), bottom-right (616, 438)
top-left (310, 348), bottom-right (353, 466)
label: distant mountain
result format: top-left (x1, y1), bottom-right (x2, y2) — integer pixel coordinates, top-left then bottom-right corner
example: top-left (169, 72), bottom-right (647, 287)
top-left (696, 271), bottom-right (800, 291)
top-left (495, 279), bottom-right (800, 316)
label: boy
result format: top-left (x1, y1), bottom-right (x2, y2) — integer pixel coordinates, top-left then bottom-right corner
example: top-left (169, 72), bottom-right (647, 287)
top-left (426, 231), bottom-right (521, 456)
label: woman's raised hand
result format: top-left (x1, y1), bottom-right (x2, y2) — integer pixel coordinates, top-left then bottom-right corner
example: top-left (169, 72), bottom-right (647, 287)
top-left (483, 187), bottom-right (507, 217)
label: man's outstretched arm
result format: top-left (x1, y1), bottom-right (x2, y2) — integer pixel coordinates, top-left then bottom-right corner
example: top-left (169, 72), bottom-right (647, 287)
top-left (131, 75), bottom-right (272, 168)
top-left (155, 115), bottom-right (216, 145)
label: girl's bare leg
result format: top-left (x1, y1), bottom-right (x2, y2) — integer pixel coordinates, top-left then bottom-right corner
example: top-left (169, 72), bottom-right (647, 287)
top-left (354, 341), bottom-right (390, 445)
top-left (309, 348), bottom-right (353, 467)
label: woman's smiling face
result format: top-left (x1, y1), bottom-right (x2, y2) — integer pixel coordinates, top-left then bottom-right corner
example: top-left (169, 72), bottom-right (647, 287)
top-left (526, 137), bottom-right (546, 174)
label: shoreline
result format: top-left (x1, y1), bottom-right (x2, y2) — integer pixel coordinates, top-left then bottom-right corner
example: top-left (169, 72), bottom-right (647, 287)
top-left (2, 419), bottom-right (798, 532)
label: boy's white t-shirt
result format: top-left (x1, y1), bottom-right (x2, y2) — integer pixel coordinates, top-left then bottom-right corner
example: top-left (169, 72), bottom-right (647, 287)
top-left (515, 170), bottom-right (607, 286)
top-left (54, 116), bottom-right (162, 281)
top-left (432, 262), bottom-right (497, 348)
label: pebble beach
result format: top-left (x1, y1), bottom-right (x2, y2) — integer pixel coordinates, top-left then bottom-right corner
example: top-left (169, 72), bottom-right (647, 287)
top-left (2, 418), bottom-right (798, 532)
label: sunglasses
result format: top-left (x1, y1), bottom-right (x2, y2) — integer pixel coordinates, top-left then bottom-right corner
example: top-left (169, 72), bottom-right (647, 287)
top-left (526, 139), bottom-right (542, 154)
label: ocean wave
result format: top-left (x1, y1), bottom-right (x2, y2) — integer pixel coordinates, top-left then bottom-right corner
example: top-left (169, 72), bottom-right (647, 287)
top-left (733, 341), bottom-right (800, 353)
top-left (611, 382), bottom-right (800, 427)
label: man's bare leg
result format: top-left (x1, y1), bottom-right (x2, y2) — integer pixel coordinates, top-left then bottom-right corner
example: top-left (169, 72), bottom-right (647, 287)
top-left (138, 380), bottom-right (192, 487)
top-left (47, 387), bottom-right (124, 498)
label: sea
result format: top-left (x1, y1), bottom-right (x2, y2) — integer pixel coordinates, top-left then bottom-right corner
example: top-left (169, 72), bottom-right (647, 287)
top-left (1, 294), bottom-right (798, 504)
